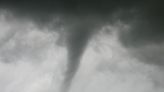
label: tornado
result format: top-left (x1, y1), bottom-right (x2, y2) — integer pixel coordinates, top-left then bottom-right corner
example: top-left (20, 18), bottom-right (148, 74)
top-left (60, 19), bottom-right (96, 92)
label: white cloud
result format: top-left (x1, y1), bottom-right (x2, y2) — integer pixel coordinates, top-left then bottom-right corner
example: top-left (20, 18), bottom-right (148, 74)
top-left (0, 11), bottom-right (163, 92)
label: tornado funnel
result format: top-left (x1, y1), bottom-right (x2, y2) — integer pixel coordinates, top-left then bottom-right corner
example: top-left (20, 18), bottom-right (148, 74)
top-left (60, 20), bottom-right (95, 92)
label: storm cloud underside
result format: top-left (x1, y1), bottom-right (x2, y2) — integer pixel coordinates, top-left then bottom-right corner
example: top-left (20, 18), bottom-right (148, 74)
top-left (0, 1), bottom-right (164, 92)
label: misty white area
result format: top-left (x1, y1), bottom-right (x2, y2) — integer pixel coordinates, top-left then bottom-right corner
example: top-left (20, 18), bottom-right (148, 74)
top-left (0, 11), bottom-right (164, 92)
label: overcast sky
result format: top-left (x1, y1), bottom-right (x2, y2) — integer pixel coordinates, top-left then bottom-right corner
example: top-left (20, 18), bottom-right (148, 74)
top-left (0, 1), bottom-right (164, 92)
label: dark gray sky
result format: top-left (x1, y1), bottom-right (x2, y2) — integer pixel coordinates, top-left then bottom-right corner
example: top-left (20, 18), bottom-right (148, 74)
top-left (0, 0), bottom-right (163, 46)
top-left (0, 1), bottom-right (164, 92)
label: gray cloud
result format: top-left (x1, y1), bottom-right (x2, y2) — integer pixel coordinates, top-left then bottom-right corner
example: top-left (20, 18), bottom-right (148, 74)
top-left (119, 1), bottom-right (164, 47)
top-left (0, 1), bottom-right (164, 92)
top-left (126, 44), bottom-right (164, 67)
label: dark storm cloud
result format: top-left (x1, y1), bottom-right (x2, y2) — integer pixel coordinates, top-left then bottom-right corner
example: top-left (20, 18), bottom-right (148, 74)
top-left (117, 1), bottom-right (164, 67)
top-left (0, 0), bottom-right (141, 24)
top-left (1, 1), bottom-right (163, 92)
top-left (119, 1), bottom-right (164, 47)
